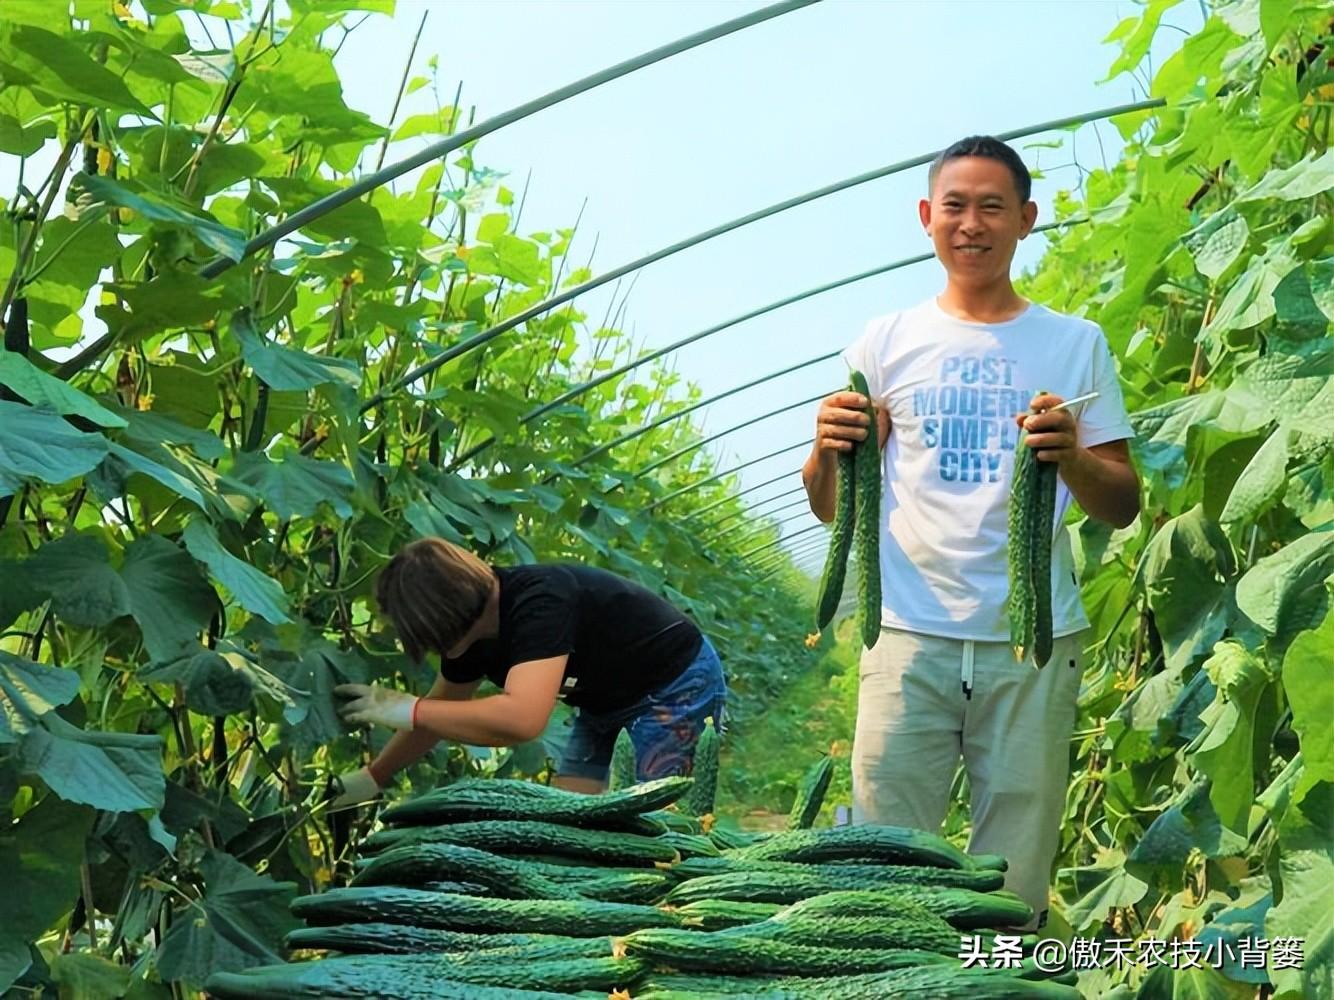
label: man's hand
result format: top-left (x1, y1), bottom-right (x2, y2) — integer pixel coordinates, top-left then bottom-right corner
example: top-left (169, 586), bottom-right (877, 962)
top-left (815, 390), bottom-right (889, 453)
top-left (327, 766), bottom-right (382, 811)
top-left (335, 683), bottom-right (419, 731)
top-left (1015, 392), bottom-right (1077, 464)
top-left (1014, 392), bottom-right (1141, 528)
top-left (805, 389), bottom-right (890, 522)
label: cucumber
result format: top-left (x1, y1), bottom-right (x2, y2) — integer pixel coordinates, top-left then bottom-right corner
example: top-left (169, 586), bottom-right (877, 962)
top-left (682, 716), bottom-right (720, 816)
top-left (352, 842), bottom-right (580, 900)
top-left (608, 727), bottom-right (637, 791)
top-left (617, 927), bottom-right (955, 976)
top-left (815, 384), bottom-right (857, 630)
top-left (780, 888), bottom-right (1034, 931)
top-left (381, 775), bottom-right (692, 828)
top-left (285, 923), bottom-right (577, 955)
top-left (665, 857), bottom-right (1005, 894)
top-left (735, 823), bottom-right (975, 870)
top-left (204, 957), bottom-right (575, 999)
top-left (290, 887), bottom-right (681, 936)
top-left (849, 369), bottom-right (882, 649)
top-left (727, 902), bottom-right (960, 954)
top-left (656, 830), bottom-right (721, 858)
top-left (786, 755), bottom-right (834, 830)
top-left (362, 819), bottom-right (680, 866)
top-left (674, 899), bottom-right (783, 930)
top-left (663, 870), bottom-right (1008, 912)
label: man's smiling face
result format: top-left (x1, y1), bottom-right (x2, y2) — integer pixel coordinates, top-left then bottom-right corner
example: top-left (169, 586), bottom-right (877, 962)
top-left (919, 156), bottom-right (1036, 291)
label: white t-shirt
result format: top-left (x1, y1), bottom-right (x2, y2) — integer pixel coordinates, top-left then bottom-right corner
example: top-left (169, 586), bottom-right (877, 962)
top-left (841, 298), bottom-right (1134, 642)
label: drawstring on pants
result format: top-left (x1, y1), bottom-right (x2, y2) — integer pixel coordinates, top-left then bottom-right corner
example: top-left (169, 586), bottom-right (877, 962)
top-left (961, 640), bottom-right (975, 701)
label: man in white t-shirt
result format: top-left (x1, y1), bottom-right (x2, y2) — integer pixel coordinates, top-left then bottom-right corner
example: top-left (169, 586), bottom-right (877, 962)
top-left (802, 135), bottom-right (1140, 929)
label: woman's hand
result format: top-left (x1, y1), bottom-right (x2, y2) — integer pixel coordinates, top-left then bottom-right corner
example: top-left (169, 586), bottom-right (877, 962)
top-left (335, 683), bottom-right (420, 731)
top-left (327, 766), bottom-right (382, 811)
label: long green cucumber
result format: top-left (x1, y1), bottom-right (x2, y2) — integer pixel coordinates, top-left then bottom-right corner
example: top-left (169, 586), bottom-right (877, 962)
top-left (850, 369), bottom-right (882, 649)
top-left (381, 774), bottom-right (692, 827)
top-left (362, 819), bottom-right (681, 866)
top-left (735, 823), bottom-right (974, 869)
top-left (285, 923), bottom-right (579, 955)
top-left (635, 965), bottom-right (1085, 1000)
top-left (673, 898), bottom-right (783, 930)
top-left (617, 927), bottom-right (955, 976)
top-left (204, 958), bottom-right (574, 1000)
top-left (681, 716), bottom-right (720, 816)
top-left (352, 842), bottom-right (580, 899)
top-left (1007, 428), bottom-right (1037, 661)
top-left (608, 727), bottom-right (638, 790)
top-left (667, 855), bottom-right (1005, 891)
top-left (663, 870), bottom-right (1009, 912)
top-left (815, 429), bottom-right (856, 628)
top-left (786, 755), bottom-right (834, 830)
top-left (722, 903), bottom-right (960, 954)
top-left (779, 887), bottom-right (1033, 930)
top-left (1031, 452), bottom-right (1058, 668)
top-left (290, 887), bottom-right (680, 936)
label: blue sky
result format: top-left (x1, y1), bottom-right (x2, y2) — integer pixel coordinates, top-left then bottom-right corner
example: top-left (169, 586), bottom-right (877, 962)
top-left (328, 0), bottom-right (1190, 564)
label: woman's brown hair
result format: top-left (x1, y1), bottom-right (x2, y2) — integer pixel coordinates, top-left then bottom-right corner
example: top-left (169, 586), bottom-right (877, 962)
top-left (374, 537), bottom-right (495, 662)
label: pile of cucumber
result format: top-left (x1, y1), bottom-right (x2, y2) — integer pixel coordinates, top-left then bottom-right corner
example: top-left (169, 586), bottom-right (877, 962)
top-left (204, 744), bottom-right (1079, 999)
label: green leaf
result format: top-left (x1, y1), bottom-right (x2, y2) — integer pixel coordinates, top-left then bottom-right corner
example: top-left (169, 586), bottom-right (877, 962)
top-left (1194, 890), bottom-right (1274, 985)
top-left (104, 441), bottom-right (210, 512)
top-left (232, 451), bottom-right (355, 519)
top-left (1129, 776), bottom-right (1249, 870)
top-left (1219, 427), bottom-right (1291, 536)
top-left (181, 520), bottom-right (291, 624)
top-left (1264, 780), bottom-right (1332, 1000)
top-left (27, 534), bottom-right (130, 627)
top-left (79, 175), bottom-right (246, 261)
top-left (1259, 0), bottom-right (1293, 50)
top-left (1102, 0), bottom-right (1187, 81)
top-left (1183, 209), bottom-right (1249, 283)
top-left (1189, 642), bottom-right (1274, 831)
top-left (138, 647), bottom-right (255, 716)
top-left (0, 795), bottom-right (95, 994)
top-left (1282, 604), bottom-right (1334, 785)
top-left (1235, 528), bottom-right (1334, 652)
top-left (1059, 853), bottom-right (1149, 933)
top-left (1236, 148), bottom-right (1334, 203)
top-left (1207, 239), bottom-right (1300, 335)
top-left (0, 650), bottom-right (80, 743)
top-left (20, 714), bottom-right (164, 812)
top-left (154, 848), bottom-right (298, 986)
top-left (49, 952), bottom-right (132, 1000)
top-left (232, 310), bottom-right (361, 393)
top-left (0, 23), bottom-right (154, 116)
top-left (1142, 506), bottom-right (1234, 671)
top-left (0, 402), bottom-right (109, 497)
top-left (0, 112), bottom-right (55, 156)
top-left (475, 213), bottom-right (509, 243)
top-left (120, 535), bottom-right (219, 662)
top-left (1311, 257), bottom-right (1334, 322)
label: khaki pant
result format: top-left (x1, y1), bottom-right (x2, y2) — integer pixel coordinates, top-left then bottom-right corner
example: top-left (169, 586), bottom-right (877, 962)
top-left (851, 626), bottom-right (1086, 929)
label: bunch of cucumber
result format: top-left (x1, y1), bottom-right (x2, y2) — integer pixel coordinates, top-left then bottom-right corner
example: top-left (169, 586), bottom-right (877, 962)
top-left (814, 369), bottom-right (882, 650)
top-left (204, 751), bottom-right (1077, 999)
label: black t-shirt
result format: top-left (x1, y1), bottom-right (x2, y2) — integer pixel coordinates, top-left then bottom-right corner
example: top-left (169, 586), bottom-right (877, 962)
top-left (439, 564), bottom-right (703, 713)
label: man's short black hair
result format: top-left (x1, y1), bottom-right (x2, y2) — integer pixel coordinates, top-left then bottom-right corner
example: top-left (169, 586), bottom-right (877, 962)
top-left (928, 135), bottom-right (1032, 203)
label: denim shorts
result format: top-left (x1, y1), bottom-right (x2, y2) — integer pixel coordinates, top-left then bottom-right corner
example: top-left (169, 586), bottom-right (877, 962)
top-left (558, 637), bottom-right (727, 783)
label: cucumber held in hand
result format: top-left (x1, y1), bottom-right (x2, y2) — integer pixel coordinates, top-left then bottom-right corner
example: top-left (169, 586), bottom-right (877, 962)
top-left (1007, 392), bottom-right (1058, 668)
top-left (850, 370), bottom-right (882, 649)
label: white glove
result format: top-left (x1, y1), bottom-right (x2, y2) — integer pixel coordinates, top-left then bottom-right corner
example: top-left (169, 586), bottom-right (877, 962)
top-left (328, 766), bottom-right (382, 811)
top-left (335, 683), bottom-right (420, 731)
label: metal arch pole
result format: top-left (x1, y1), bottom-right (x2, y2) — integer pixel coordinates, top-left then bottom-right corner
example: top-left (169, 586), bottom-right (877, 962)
top-left (366, 100), bottom-right (1163, 414)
